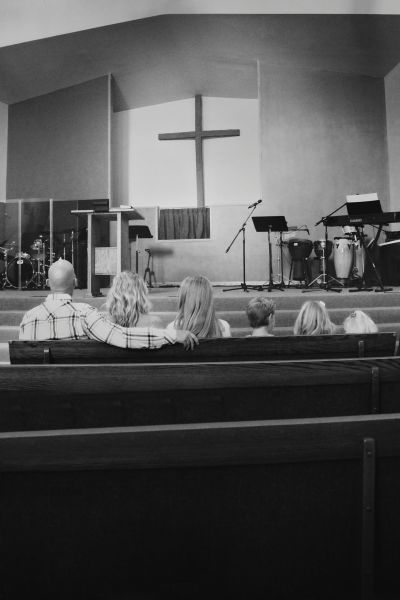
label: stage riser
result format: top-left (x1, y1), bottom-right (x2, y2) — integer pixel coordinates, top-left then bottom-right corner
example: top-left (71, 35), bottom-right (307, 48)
top-left (2, 290), bottom-right (400, 312)
top-left (2, 307), bottom-right (400, 328)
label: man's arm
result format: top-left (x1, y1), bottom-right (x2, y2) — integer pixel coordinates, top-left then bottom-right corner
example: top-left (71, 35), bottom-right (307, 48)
top-left (82, 308), bottom-right (198, 350)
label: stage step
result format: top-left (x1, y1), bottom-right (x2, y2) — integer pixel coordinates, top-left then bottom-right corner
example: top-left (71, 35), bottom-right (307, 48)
top-left (2, 289), bottom-right (400, 312)
top-left (3, 306), bottom-right (400, 329)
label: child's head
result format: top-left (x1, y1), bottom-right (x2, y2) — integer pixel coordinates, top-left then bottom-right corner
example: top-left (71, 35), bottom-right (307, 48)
top-left (246, 297), bottom-right (276, 330)
top-left (174, 275), bottom-right (222, 337)
top-left (293, 300), bottom-right (335, 336)
top-left (343, 310), bottom-right (378, 334)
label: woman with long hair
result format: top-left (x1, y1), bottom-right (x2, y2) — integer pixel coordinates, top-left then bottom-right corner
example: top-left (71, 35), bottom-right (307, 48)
top-left (293, 300), bottom-right (336, 336)
top-left (105, 271), bottom-right (161, 328)
top-left (167, 275), bottom-right (231, 338)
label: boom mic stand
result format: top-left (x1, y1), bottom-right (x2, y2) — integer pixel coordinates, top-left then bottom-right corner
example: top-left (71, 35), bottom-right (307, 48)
top-left (223, 201), bottom-right (263, 293)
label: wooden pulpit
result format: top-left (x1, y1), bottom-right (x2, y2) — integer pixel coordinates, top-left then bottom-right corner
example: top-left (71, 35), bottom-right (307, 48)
top-left (71, 207), bottom-right (144, 296)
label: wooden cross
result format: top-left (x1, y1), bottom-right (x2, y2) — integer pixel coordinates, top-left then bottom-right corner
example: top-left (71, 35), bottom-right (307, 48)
top-left (158, 95), bottom-right (240, 207)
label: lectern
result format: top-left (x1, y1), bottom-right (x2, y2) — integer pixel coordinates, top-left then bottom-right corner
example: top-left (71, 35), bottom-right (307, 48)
top-left (71, 207), bottom-right (144, 296)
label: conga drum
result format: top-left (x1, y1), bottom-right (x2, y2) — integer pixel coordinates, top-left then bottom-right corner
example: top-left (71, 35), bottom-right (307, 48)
top-left (352, 238), bottom-right (365, 279)
top-left (288, 238), bottom-right (313, 281)
top-left (333, 237), bottom-right (353, 280)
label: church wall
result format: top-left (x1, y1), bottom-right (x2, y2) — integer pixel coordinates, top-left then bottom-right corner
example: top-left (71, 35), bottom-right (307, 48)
top-left (385, 62), bottom-right (400, 214)
top-left (6, 76), bottom-right (110, 200)
top-left (0, 101), bottom-right (8, 201)
top-left (112, 97), bottom-right (260, 207)
top-left (259, 67), bottom-right (389, 241)
top-left (111, 96), bottom-right (263, 283)
top-left (0, 101), bottom-right (7, 242)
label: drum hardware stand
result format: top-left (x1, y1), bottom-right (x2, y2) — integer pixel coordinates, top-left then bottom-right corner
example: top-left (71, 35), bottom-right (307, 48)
top-left (303, 219), bottom-right (342, 293)
top-left (348, 225), bottom-right (392, 293)
top-left (251, 216), bottom-right (288, 292)
top-left (223, 203), bottom-right (263, 293)
top-left (144, 249), bottom-right (156, 288)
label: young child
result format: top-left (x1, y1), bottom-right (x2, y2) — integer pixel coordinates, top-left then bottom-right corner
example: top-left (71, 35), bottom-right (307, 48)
top-left (246, 296), bottom-right (276, 337)
top-left (343, 310), bottom-right (378, 334)
top-left (293, 300), bottom-right (336, 336)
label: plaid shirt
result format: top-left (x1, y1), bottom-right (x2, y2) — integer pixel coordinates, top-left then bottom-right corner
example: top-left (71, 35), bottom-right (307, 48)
top-left (19, 293), bottom-right (177, 349)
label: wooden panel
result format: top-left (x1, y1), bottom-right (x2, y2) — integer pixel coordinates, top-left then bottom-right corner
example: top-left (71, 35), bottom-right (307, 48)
top-left (9, 333), bottom-right (399, 365)
top-left (0, 413), bottom-right (399, 471)
top-left (94, 246), bottom-right (117, 274)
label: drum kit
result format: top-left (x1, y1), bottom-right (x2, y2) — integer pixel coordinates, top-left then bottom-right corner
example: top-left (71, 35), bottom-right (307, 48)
top-left (0, 235), bottom-right (52, 289)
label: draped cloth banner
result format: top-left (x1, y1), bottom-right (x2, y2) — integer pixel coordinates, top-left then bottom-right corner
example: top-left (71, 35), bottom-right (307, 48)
top-left (158, 207), bottom-right (210, 240)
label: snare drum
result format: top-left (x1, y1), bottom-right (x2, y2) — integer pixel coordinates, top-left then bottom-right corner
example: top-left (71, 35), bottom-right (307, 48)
top-left (6, 255), bottom-right (34, 288)
top-left (333, 237), bottom-right (353, 279)
top-left (313, 239), bottom-right (333, 273)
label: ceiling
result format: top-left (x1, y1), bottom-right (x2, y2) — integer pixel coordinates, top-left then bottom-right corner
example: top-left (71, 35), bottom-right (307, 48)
top-left (2, 0), bottom-right (400, 49)
top-left (2, 12), bottom-right (400, 109)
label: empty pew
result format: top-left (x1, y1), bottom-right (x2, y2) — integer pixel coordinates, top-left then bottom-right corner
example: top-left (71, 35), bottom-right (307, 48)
top-left (1, 414), bottom-right (400, 599)
top-left (1, 357), bottom-right (400, 431)
top-left (9, 331), bottom-right (400, 364)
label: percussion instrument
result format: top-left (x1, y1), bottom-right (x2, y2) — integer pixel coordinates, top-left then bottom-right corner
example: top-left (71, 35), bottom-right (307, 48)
top-left (333, 237), bottom-right (353, 279)
top-left (313, 238), bottom-right (333, 274)
top-left (288, 238), bottom-right (313, 281)
top-left (352, 238), bottom-right (365, 279)
top-left (342, 225), bottom-right (357, 236)
top-left (30, 237), bottom-right (47, 260)
top-left (6, 255), bottom-right (34, 288)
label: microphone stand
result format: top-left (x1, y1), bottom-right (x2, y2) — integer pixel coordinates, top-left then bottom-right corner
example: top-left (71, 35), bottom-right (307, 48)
top-left (223, 204), bottom-right (263, 293)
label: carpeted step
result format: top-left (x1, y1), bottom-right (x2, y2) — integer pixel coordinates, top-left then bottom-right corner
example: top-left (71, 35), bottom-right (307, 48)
top-left (0, 326), bottom-right (19, 343)
top-left (0, 343), bottom-right (10, 363)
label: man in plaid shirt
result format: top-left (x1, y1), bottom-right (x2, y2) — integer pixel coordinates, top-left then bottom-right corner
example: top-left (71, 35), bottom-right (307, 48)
top-left (19, 259), bottom-right (197, 350)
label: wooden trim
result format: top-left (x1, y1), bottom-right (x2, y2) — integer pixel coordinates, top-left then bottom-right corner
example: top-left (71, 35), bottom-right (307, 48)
top-left (2, 357), bottom-right (400, 394)
top-left (0, 413), bottom-right (400, 472)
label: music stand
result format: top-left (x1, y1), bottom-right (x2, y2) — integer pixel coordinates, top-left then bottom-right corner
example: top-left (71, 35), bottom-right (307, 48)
top-left (252, 216), bottom-right (288, 292)
top-left (129, 225), bottom-right (153, 273)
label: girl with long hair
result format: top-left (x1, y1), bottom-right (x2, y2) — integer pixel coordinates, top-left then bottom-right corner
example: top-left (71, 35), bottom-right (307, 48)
top-left (167, 275), bottom-right (231, 338)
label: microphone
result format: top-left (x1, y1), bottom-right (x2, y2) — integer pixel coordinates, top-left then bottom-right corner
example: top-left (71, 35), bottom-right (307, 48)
top-left (248, 199), bottom-right (262, 209)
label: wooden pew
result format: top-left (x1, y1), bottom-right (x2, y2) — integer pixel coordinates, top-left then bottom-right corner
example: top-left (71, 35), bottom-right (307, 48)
top-left (9, 332), bottom-right (400, 364)
top-left (1, 357), bottom-right (400, 431)
top-left (1, 414), bottom-right (400, 599)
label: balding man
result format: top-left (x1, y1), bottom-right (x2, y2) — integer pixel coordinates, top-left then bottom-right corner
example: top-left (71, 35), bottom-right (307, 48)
top-left (19, 259), bottom-right (197, 350)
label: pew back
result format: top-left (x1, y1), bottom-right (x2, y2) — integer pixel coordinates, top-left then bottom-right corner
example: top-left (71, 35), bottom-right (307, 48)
top-left (9, 332), bottom-right (400, 364)
top-left (1, 414), bottom-right (400, 599)
top-left (1, 357), bottom-right (400, 431)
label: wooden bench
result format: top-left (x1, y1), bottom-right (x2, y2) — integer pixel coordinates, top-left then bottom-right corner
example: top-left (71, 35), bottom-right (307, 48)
top-left (9, 332), bottom-right (400, 364)
top-left (1, 413), bottom-right (400, 599)
top-left (1, 357), bottom-right (400, 431)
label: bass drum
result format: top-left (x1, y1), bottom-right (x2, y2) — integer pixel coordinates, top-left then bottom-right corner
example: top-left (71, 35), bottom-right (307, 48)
top-left (6, 255), bottom-right (34, 288)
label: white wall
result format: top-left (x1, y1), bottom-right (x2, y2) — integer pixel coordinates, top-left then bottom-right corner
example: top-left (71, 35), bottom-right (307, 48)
top-left (0, 101), bottom-right (8, 201)
top-left (112, 96), bottom-right (260, 207)
top-left (385, 62), bottom-right (400, 213)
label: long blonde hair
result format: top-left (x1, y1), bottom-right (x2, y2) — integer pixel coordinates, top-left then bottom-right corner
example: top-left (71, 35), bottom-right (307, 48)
top-left (106, 271), bottom-right (150, 327)
top-left (293, 300), bottom-right (336, 336)
top-left (343, 310), bottom-right (378, 334)
top-left (173, 276), bottom-right (223, 338)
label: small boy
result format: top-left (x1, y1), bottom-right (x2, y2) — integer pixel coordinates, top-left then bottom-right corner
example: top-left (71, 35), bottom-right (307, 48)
top-left (246, 296), bottom-right (276, 337)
